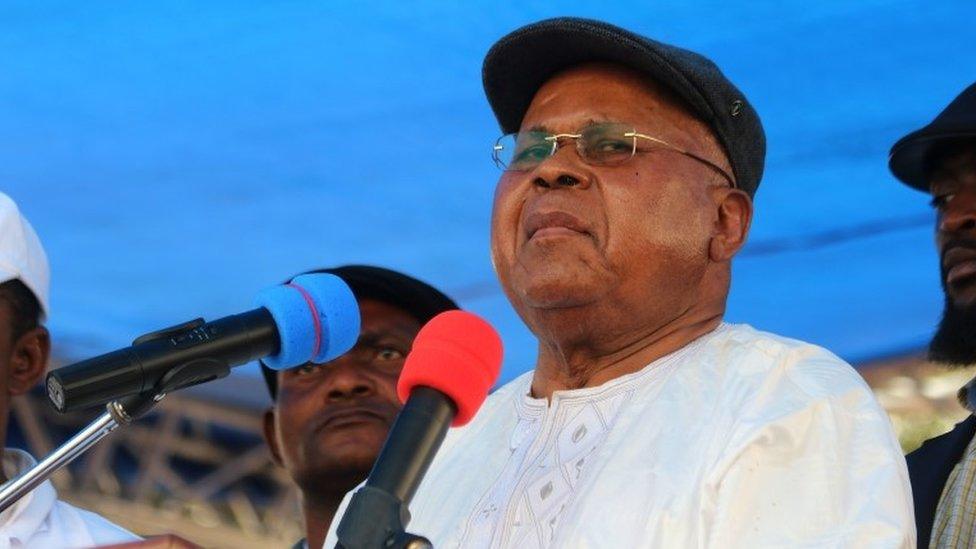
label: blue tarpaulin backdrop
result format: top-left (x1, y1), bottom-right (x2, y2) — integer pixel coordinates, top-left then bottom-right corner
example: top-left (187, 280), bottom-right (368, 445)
top-left (2, 1), bottom-right (975, 407)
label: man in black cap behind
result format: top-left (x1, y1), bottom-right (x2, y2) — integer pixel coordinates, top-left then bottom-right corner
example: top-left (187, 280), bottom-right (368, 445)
top-left (260, 265), bottom-right (456, 549)
top-left (326, 18), bottom-right (912, 547)
top-left (889, 82), bottom-right (976, 548)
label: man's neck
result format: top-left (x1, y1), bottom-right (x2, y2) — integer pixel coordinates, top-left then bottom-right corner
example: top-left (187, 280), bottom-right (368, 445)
top-left (529, 306), bottom-right (723, 400)
top-left (301, 470), bottom-right (372, 549)
top-left (302, 491), bottom-right (341, 549)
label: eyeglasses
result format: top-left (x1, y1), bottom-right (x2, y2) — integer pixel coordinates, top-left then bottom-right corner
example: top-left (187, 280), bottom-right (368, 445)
top-left (492, 121), bottom-right (735, 187)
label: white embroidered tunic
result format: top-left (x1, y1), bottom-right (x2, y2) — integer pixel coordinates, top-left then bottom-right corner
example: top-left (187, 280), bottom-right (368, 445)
top-left (327, 323), bottom-right (915, 548)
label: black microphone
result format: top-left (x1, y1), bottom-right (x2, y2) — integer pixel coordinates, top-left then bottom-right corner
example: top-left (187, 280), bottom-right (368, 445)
top-left (45, 274), bottom-right (359, 413)
top-left (336, 311), bottom-right (502, 549)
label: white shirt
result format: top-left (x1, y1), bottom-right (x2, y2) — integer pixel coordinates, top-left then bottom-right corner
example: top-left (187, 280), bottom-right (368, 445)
top-left (326, 323), bottom-right (915, 548)
top-left (0, 448), bottom-right (139, 549)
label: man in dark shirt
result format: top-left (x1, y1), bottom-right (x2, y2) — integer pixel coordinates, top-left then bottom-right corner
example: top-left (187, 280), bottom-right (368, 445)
top-left (260, 265), bottom-right (456, 549)
top-left (889, 82), bottom-right (976, 548)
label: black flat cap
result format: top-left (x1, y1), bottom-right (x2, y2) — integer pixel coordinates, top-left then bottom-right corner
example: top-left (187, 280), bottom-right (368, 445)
top-left (889, 81), bottom-right (976, 192)
top-left (482, 17), bottom-right (766, 197)
top-left (261, 265), bottom-right (458, 400)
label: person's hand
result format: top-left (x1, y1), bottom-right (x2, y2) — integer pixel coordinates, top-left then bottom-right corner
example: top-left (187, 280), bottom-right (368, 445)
top-left (96, 534), bottom-right (202, 548)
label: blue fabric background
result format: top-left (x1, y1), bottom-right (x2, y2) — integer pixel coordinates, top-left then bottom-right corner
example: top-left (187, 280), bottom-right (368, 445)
top-left (2, 1), bottom-right (973, 406)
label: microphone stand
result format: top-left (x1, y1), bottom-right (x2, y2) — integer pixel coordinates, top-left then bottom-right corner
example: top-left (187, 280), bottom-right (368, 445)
top-left (0, 391), bottom-right (161, 513)
top-left (0, 319), bottom-right (234, 514)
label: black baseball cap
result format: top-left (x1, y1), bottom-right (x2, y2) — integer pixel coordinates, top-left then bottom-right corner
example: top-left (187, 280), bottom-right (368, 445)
top-left (261, 265), bottom-right (458, 400)
top-left (889, 81), bottom-right (976, 192)
top-left (482, 17), bottom-right (766, 198)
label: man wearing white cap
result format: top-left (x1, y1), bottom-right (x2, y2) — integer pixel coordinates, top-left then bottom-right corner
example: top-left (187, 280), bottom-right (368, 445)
top-left (0, 191), bottom-right (138, 547)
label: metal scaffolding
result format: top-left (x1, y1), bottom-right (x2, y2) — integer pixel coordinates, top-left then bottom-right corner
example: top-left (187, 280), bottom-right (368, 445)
top-left (9, 388), bottom-right (303, 548)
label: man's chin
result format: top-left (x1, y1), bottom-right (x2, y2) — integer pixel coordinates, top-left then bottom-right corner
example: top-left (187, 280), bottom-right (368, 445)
top-left (307, 425), bottom-right (387, 466)
top-left (518, 281), bottom-right (597, 309)
top-left (303, 441), bottom-right (384, 486)
top-left (298, 453), bottom-right (375, 495)
top-left (947, 283), bottom-right (976, 310)
top-left (317, 450), bottom-right (378, 476)
top-left (509, 259), bottom-right (611, 309)
top-left (929, 296), bottom-right (976, 367)
top-left (319, 425), bottom-right (387, 453)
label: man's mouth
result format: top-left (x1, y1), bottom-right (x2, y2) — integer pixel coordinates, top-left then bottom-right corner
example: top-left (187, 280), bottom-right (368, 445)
top-left (314, 407), bottom-right (388, 433)
top-left (524, 211), bottom-right (590, 242)
top-left (944, 246), bottom-right (976, 286)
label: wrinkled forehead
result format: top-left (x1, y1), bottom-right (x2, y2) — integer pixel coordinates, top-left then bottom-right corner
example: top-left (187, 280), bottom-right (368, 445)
top-left (522, 62), bottom-right (724, 157)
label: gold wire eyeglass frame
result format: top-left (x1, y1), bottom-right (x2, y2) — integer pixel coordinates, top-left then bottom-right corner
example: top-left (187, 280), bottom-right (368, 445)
top-left (492, 128), bottom-right (736, 188)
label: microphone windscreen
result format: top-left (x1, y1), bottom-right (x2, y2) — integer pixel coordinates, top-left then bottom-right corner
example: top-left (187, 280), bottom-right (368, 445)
top-left (256, 273), bottom-right (360, 370)
top-left (397, 310), bottom-right (503, 426)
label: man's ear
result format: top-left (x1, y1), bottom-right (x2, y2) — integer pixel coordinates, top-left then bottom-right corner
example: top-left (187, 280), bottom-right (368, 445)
top-left (708, 188), bottom-right (753, 262)
top-left (7, 326), bottom-right (50, 396)
top-left (262, 408), bottom-right (284, 466)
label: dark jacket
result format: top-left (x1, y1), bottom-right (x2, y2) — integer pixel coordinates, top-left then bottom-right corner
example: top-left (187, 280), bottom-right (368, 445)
top-left (907, 415), bottom-right (976, 548)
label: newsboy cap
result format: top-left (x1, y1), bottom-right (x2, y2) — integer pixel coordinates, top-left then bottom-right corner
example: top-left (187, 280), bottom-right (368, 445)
top-left (889, 81), bottom-right (976, 192)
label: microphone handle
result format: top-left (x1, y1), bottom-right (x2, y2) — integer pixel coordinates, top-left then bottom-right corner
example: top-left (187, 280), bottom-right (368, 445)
top-left (48, 308), bottom-right (279, 412)
top-left (336, 387), bottom-right (457, 549)
top-left (366, 386), bottom-right (457, 504)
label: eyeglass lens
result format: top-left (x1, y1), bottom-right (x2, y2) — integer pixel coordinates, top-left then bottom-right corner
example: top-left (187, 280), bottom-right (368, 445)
top-left (493, 123), bottom-right (637, 171)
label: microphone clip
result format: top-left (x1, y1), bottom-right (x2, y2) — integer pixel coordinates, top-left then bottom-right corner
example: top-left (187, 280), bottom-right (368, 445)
top-left (135, 319), bottom-right (233, 398)
top-left (132, 317), bottom-right (206, 345)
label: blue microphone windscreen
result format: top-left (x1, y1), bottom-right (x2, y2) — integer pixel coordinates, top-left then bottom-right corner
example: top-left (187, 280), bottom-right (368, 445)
top-left (290, 273), bottom-right (360, 363)
top-left (255, 273), bottom-right (360, 370)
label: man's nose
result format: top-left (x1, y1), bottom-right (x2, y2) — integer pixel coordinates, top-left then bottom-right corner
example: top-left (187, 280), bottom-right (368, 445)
top-left (939, 193), bottom-right (976, 234)
top-left (531, 147), bottom-right (592, 190)
top-left (322, 358), bottom-right (375, 402)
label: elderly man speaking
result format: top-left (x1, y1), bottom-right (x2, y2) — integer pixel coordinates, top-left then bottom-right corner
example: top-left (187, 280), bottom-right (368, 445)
top-left (328, 17), bottom-right (914, 548)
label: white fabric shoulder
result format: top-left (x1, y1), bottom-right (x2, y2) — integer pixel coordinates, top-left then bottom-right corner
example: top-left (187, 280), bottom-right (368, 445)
top-left (696, 324), bottom-right (915, 547)
top-left (0, 448), bottom-right (139, 548)
top-left (700, 323), bottom-right (886, 416)
top-left (53, 501), bottom-right (140, 544)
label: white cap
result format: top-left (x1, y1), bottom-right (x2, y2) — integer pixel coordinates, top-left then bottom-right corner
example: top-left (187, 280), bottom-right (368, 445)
top-left (0, 192), bottom-right (49, 318)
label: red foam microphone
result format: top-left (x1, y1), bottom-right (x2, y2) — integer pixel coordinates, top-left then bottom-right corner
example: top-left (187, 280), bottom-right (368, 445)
top-left (336, 310), bottom-right (503, 549)
top-left (397, 310), bottom-right (503, 426)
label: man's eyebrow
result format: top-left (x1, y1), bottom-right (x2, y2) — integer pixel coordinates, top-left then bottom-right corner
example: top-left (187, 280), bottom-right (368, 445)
top-left (356, 327), bottom-right (415, 346)
top-left (583, 116), bottom-right (614, 126)
top-left (525, 117), bottom-right (617, 134)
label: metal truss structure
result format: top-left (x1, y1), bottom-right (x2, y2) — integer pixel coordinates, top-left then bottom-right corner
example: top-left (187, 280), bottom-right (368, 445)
top-left (9, 388), bottom-right (303, 548)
